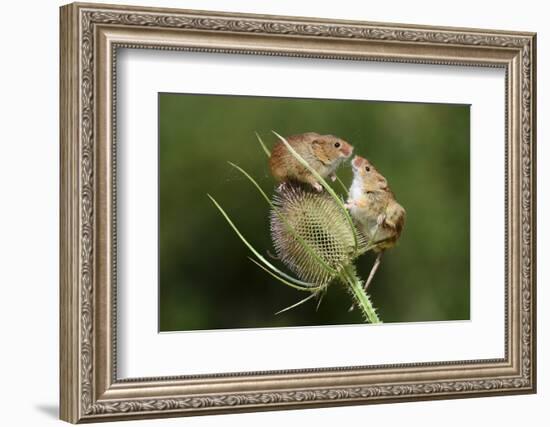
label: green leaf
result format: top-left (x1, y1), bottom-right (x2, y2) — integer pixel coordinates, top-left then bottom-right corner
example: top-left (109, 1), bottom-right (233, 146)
top-left (207, 194), bottom-right (319, 289)
top-left (248, 257), bottom-right (326, 292)
top-left (255, 131), bottom-right (271, 157)
top-left (275, 292), bottom-right (318, 315)
top-left (227, 161), bottom-right (338, 276)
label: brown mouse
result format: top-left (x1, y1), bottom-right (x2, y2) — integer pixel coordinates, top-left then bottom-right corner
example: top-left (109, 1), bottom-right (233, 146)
top-left (269, 132), bottom-right (353, 191)
top-left (346, 155), bottom-right (406, 252)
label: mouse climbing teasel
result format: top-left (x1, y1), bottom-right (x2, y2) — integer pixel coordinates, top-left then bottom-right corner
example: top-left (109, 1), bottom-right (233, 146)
top-left (208, 131), bottom-right (404, 324)
top-left (269, 132), bottom-right (353, 192)
top-left (347, 155), bottom-right (406, 251)
top-left (345, 155), bottom-right (406, 310)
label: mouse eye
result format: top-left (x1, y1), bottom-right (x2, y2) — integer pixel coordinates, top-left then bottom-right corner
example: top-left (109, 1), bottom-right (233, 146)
top-left (365, 166), bottom-right (370, 172)
top-left (334, 142), bottom-right (341, 148)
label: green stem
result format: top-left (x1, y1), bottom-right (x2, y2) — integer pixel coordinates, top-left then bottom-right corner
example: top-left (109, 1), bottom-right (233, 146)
top-left (334, 175), bottom-right (349, 196)
top-left (341, 266), bottom-right (382, 324)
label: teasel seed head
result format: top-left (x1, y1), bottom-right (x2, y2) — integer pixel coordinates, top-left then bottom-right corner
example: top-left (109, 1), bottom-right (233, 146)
top-left (270, 182), bottom-right (362, 286)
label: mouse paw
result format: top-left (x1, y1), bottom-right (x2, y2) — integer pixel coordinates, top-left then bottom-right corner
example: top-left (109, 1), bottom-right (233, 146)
top-left (277, 182), bottom-right (288, 192)
top-left (377, 214), bottom-right (386, 226)
top-left (330, 173), bottom-right (337, 182)
top-left (312, 182), bottom-right (323, 192)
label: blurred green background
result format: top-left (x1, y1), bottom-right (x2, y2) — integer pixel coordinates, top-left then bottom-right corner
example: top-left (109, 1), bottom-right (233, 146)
top-left (159, 93), bottom-right (470, 331)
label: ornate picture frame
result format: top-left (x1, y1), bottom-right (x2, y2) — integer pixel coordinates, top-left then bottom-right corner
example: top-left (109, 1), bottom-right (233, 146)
top-left (60, 2), bottom-right (536, 423)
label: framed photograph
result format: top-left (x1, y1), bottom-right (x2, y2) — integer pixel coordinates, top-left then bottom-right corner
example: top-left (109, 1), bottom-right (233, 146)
top-left (60, 2), bottom-right (537, 423)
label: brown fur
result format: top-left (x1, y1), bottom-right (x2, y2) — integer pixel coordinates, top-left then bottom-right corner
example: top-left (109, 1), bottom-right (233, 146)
top-left (347, 155), bottom-right (406, 252)
top-left (269, 132), bottom-right (353, 191)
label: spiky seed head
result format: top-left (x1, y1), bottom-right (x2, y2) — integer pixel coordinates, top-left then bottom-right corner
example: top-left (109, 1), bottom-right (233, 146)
top-left (270, 182), bottom-right (358, 285)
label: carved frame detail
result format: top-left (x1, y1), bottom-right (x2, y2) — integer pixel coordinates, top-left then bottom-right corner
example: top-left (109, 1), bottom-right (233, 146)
top-left (60, 2), bottom-right (536, 423)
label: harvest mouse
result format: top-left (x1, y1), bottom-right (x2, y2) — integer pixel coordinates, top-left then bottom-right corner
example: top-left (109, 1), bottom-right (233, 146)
top-left (345, 155), bottom-right (405, 310)
top-left (346, 155), bottom-right (406, 252)
top-left (269, 132), bottom-right (353, 191)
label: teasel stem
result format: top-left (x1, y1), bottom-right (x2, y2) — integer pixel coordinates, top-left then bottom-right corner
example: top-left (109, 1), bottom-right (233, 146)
top-left (340, 265), bottom-right (382, 324)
